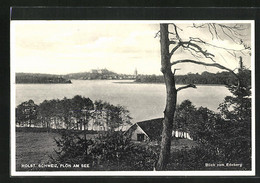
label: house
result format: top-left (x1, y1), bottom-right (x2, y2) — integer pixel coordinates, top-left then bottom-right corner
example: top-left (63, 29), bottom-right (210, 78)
top-left (125, 118), bottom-right (193, 142)
top-left (125, 118), bottom-right (163, 142)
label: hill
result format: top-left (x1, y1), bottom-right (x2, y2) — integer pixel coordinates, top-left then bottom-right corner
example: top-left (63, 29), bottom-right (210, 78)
top-left (63, 69), bottom-right (135, 80)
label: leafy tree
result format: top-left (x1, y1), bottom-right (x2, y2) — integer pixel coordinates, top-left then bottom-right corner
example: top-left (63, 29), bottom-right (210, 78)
top-left (93, 100), bottom-right (132, 132)
top-left (70, 95), bottom-right (94, 130)
top-left (174, 100), bottom-right (196, 137)
top-left (219, 66), bottom-right (251, 121)
top-left (218, 65), bottom-right (251, 168)
top-left (58, 97), bottom-right (73, 129)
top-left (16, 99), bottom-right (38, 127)
top-left (38, 100), bottom-right (52, 129)
top-left (93, 100), bottom-right (106, 131)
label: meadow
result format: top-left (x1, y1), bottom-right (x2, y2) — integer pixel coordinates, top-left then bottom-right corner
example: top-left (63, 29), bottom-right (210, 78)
top-left (16, 131), bottom-right (59, 171)
top-left (16, 130), bottom-right (197, 171)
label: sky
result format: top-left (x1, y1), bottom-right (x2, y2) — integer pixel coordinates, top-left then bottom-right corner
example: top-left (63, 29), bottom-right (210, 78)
top-left (11, 21), bottom-right (253, 75)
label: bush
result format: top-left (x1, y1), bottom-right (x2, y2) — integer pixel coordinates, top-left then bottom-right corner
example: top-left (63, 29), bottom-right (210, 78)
top-left (52, 131), bottom-right (94, 165)
top-left (52, 131), bottom-right (158, 171)
top-left (167, 144), bottom-right (250, 170)
top-left (167, 146), bottom-right (217, 170)
top-left (171, 99), bottom-right (251, 170)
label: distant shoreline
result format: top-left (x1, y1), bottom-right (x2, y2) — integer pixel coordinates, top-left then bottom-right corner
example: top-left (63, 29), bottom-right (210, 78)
top-left (16, 82), bottom-right (72, 84)
top-left (114, 81), bottom-right (225, 86)
top-left (16, 80), bottom-right (226, 86)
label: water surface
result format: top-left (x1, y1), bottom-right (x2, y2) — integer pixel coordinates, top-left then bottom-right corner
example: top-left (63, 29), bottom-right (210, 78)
top-left (15, 80), bottom-right (230, 123)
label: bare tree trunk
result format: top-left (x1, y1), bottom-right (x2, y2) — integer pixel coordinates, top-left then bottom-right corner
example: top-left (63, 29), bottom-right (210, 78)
top-left (156, 24), bottom-right (177, 170)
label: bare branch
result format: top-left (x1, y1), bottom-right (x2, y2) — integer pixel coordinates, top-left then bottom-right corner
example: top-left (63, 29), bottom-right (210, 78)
top-left (168, 32), bottom-right (176, 36)
top-left (169, 23), bottom-right (182, 41)
top-left (188, 37), bottom-right (250, 53)
top-left (217, 24), bottom-right (247, 36)
top-left (220, 25), bottom-right (236, 42)
top-left (207, 24), bottom-right (214, 40)
top-left (169, 41), bottom-right (177, 45)
top-left (181, 41), bottom-right (215, 62)
top-left (177, 84), bottom-right (197, 92)
top-left (190, 23), bottom-right (207, 28)
top-left (169, 44), bottom-right (181, 58)
top-left (154, 31), bottom-right (160, 38)
top-left (191, 23), bottom-right (249, 47)
top-left (171, 59), bottom-right (238, 79)
top-left (184, 46), bottom-right (203, 60)
top-left (173, 68), bottom-right (181, 75)
top-left (211, 23), bottom-right (222, 40)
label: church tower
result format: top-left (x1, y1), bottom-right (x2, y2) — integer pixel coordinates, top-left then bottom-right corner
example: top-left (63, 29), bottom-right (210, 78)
top-left (134, 68), bottom-right (138, 77)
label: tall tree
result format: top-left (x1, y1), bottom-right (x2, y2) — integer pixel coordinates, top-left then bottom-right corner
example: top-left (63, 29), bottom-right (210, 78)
top-left (16, 99), bottom-right (38, 127)
top-left (218, 64), bottom-right (251, 167)
top-left (71, 95), bottom-right (94, 130)
top-left (157, 23), bottom-right (251, 170)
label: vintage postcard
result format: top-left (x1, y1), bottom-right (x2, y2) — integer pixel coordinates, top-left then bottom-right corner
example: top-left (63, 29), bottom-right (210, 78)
top-left (10, 19), bottom-right (255, 176)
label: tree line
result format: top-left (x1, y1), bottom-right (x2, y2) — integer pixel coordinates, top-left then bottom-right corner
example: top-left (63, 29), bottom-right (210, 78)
top-left (135, 71), bottom-right (238, 85)
top-left (16, 95), bottom-right (132, 132)
top-left (16, 73), bottom-right (72, 84)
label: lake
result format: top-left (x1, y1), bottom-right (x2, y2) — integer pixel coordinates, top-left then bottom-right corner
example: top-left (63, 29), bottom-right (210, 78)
top-left (15, 80), bottom-right (230, 123)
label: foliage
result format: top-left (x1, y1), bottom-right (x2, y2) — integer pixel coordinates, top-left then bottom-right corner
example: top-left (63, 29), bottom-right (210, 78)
top-left (53, 131), bottom-right (94, 165)
top-left (173, 96), bottom-right (251, 170)
top-left (218, 68), bottom-right (251, 121)
top-left (217, 67), bottom-right (252, 169)
top-left (168, 144), bottom-right (249, 170)
top-left (16, 96), bottom-right (132, 131)
top-left (92, 100), bottom-right (132, 131)
top-left (52, 131), bottom-right (158, 171)
top-left (174, 100), bottom-right (197, 133)
top-left (135, 71), bottom-right (237, 85)
top-left (16, 99), bottom-right (38, 127)
top-left (169, 68), bottom-right (252, 170)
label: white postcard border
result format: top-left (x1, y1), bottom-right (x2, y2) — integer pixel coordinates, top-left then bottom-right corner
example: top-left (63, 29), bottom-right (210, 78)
top-left (10, 20), bottom-right (255, 176)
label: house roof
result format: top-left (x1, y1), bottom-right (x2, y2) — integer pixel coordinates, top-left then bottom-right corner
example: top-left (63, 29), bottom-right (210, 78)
top-left (136, 118), bottom-right (163, 140)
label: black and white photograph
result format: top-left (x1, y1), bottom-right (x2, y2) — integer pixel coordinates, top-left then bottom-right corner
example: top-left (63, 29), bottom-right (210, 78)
top-left (10, 19), bottom-right (255, 176)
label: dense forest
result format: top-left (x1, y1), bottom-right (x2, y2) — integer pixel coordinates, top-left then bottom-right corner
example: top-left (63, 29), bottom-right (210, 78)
top-left (135, 71), bottom-right (239, 85)
top-left (16, 73), bottom-right (71, 84)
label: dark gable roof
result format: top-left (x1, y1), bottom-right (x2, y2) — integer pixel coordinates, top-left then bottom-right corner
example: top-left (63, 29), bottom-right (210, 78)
top-left (137, 118), bottom-right (163, 140)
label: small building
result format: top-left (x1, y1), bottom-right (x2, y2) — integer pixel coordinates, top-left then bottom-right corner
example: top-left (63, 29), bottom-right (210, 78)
top-left (125, 118), bottom-right (163, 142)
top-left (125, 118), bottom-right (193, 142)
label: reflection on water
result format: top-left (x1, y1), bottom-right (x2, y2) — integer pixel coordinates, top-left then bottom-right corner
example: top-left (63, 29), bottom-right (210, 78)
top-left (15, 80), bottom-right (230, 123)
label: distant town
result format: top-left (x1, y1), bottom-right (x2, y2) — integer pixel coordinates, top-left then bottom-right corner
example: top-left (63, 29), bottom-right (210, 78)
top-left (63, 68), bottom-right (138, 80)
top-left (16, 67), bottom-right (245, 86)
